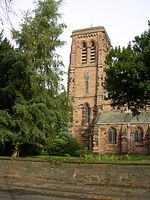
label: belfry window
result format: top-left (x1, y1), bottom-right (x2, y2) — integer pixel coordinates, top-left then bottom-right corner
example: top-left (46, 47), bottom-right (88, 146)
top-left (134, 127), bottom-right (143, 144)
top-left (108, 127), bottom-right (117, 144)
top-left (90, 41), bottom-right (96, 62)
top-left (82, 42), bottom-right (87, 64)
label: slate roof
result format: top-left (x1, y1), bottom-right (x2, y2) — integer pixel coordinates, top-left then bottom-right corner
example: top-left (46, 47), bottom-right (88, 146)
top-left (96, 111), bottom-right (150, 124)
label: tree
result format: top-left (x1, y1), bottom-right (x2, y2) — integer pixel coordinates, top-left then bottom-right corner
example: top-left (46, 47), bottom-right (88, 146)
top-left (0, 37), bottom-right (31, 154)
top-left (105, 24), bottom-right (150, 110)
top-left (0, 38), bottom-right (30, 111)
top-left (0, 0), bottom-right (71, 156)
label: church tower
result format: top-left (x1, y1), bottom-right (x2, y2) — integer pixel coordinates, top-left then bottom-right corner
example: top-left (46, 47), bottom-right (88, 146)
top-left (67, 26), bottom-right (111, 148)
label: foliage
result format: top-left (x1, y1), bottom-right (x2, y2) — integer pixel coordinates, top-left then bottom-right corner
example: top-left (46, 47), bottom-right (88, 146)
top-left (0, 0), bottom-right (72, 156)
top-left (105, 24), bottom-right (150, 110)
top-left (0, 38), bottom-right (31, 145)
top-left (46, 132), bottom-right (82, 157)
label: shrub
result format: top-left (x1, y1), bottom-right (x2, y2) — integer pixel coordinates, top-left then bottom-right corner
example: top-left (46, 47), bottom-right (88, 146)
top-left (46, 133), bottom-right (82, 157)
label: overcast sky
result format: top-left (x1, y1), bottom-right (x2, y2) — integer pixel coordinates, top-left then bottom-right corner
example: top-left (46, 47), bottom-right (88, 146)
top-left (3, 0), bottom-right (150, 87)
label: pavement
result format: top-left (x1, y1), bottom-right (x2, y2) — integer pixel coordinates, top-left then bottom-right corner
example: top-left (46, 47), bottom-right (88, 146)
top-left (0, 174), bottom-right (149, 200)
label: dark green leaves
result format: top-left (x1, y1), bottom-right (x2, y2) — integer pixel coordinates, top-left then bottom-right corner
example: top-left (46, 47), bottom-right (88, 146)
top-left (105, 25), bottom-right (150, 109)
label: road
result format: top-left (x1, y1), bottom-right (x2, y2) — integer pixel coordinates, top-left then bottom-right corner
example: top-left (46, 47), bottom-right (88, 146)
top-left (0, 174), bottom-right (150, 200)
top-left (0, 190), bottom-right (74, 200)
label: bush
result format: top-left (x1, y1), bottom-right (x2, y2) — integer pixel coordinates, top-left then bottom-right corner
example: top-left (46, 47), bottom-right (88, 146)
top-left (46, 133), bottom-right (82, 157)
top-left (75, 147), bottom-right (94, 158)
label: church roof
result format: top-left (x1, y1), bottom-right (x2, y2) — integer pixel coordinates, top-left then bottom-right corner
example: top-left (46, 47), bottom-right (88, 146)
top-left (96, 111), bottom-right (150, 124)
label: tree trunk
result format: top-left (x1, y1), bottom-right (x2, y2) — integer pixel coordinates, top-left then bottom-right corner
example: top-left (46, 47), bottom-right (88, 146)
top-left (11, 142), bottom-right (20, 160)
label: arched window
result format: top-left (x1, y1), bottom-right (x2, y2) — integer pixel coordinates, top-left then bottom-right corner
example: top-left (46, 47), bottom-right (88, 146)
top-left (90, 41), bottom-right (96, 62)
top-left (82, 42), bottom-right (87, 64)
top-left (108, 127), bottom-right (117, 144)
top-left (134, 127), bottom-right (143, 144)
top-left (83, 103), bottom-right (90, 124)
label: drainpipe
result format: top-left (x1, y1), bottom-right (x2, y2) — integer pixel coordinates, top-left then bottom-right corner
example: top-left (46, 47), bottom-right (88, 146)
top-left (127, 123), bottom-right (131, 154)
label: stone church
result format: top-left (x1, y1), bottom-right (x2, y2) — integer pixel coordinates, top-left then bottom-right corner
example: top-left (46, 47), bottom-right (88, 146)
top-left (67, 26), bottom-right (150, 155)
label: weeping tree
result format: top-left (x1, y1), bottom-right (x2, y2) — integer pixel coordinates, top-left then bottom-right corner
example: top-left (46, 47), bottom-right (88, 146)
top-left (0, 0), bottom-right (71, 157)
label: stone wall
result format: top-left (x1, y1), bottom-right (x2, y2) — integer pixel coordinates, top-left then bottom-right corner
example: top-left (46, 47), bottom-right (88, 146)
top-left (0, 159), bottom-right (150, 189)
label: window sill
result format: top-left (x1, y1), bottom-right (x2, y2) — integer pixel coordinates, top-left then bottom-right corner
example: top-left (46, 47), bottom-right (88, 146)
top-left (134, 143), bottom-right (143, 146)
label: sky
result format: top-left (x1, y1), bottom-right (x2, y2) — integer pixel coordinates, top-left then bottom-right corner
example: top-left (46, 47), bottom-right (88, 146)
top-left (2, 0), bottom-right (150, 87)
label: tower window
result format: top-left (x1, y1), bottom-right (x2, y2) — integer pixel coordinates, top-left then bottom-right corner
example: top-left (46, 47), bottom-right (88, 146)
top-left (85, 79), bottom-right (89, 94)
top-left (84, 71), bottom-right (90, 94)
top-left (90, 41), bottom-right (96, 62)
top-left (108, 127), bottom-right (117, 144)
top-left (82, 42), bottom-right (87, 64)
top-left (83, 103), bottom-right (90, 124)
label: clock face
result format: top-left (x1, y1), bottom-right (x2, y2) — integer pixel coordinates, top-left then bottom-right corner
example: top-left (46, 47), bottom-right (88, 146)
top-left (84, 71), bottom-right (90, 78)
